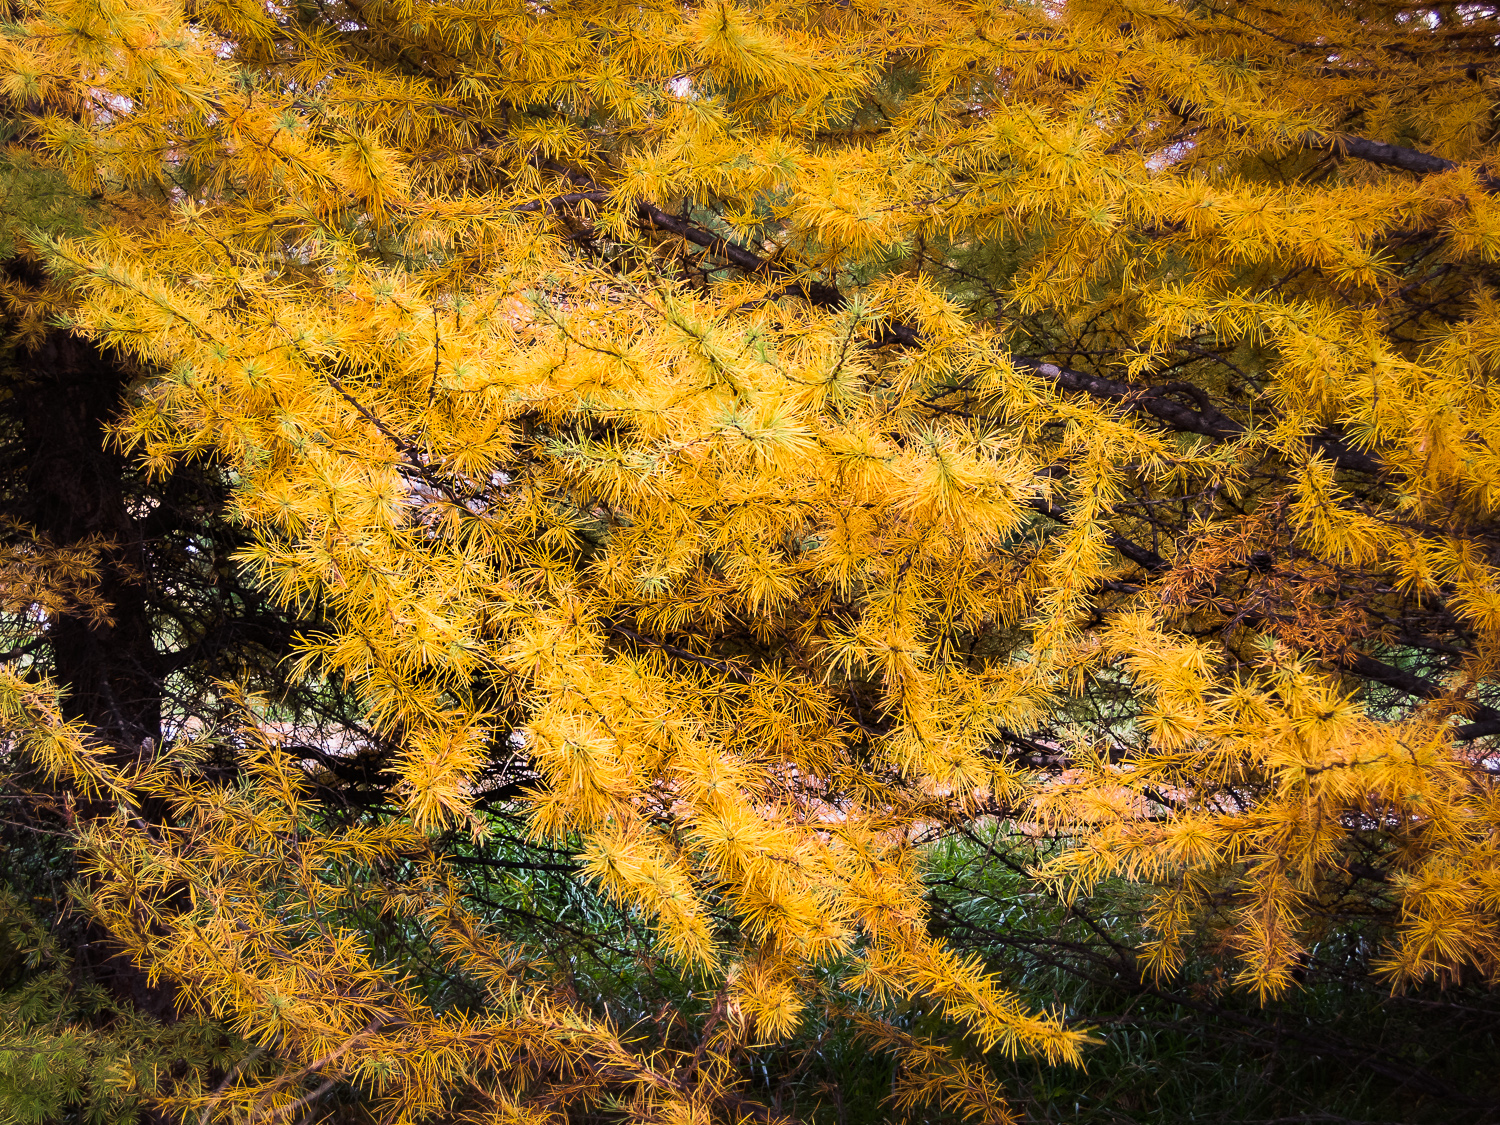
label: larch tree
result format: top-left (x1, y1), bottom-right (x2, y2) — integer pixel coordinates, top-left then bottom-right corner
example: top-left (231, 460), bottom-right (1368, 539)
top-left (1, 0), bottom-right (1500, 1121)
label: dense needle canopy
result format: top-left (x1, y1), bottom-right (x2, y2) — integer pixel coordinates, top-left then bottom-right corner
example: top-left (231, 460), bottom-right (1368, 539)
top-left (2, 0), bottom-right (1500, 1120)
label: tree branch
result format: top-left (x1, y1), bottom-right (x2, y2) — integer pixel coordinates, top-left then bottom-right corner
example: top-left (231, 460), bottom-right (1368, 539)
top-left (1307, 134), bottom-right (1459, 177)
top-left (1303, 132), bottom-right (1500, 192)
top-left (1340, 649), bottom-right (1500, 742)
top-left (534, 181), bottom-right (1377, 470)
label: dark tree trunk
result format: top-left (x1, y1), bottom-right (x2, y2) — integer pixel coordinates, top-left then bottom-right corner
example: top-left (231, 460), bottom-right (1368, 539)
top-left (15, 330), bottom-right (161, 749)
top-left (5, 329), bottom-right (181, 1029)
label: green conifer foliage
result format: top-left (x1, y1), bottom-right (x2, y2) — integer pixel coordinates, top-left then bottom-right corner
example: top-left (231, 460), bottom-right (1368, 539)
top-left (0, 890), bottom-right (239, 1125)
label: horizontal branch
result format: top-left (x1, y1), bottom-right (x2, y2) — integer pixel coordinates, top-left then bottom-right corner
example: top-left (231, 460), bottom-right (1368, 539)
top-left (1021, 362), bottom-right (1380, 474)
top-left (509, 190), bottom-right (610, 214)
top-left (1341, 650), bottom-right (1500, 742)
top-left (1304, 132), bottom-right (1499, 192)
top-left (633, 204), bottom-right (1375, 469)
top-left (1308, 134), bottom-right (1458, 177)
top-left (445, 853), bottom-right (579, 875)
top-left (1026, 361), bottom-right (1239, 439)
top-left (602, 617), bottom-right (753, 682)
top-left (1161, 95), bottom-right (1491, 186)
top-left (632, 201), bottom-right (922, 339)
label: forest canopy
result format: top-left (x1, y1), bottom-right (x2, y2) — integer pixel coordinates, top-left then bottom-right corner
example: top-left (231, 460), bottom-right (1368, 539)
top-left (2, 0), bottom-right (1500, 1121)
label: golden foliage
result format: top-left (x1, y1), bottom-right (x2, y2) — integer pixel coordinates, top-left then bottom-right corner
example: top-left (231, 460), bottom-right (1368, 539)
top-left (3, 0), bottom-right (1500, 1117)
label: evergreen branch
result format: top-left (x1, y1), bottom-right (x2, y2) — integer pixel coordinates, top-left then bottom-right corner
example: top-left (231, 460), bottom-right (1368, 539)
top-left (1022, 362), bottom-right (1381, 474)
